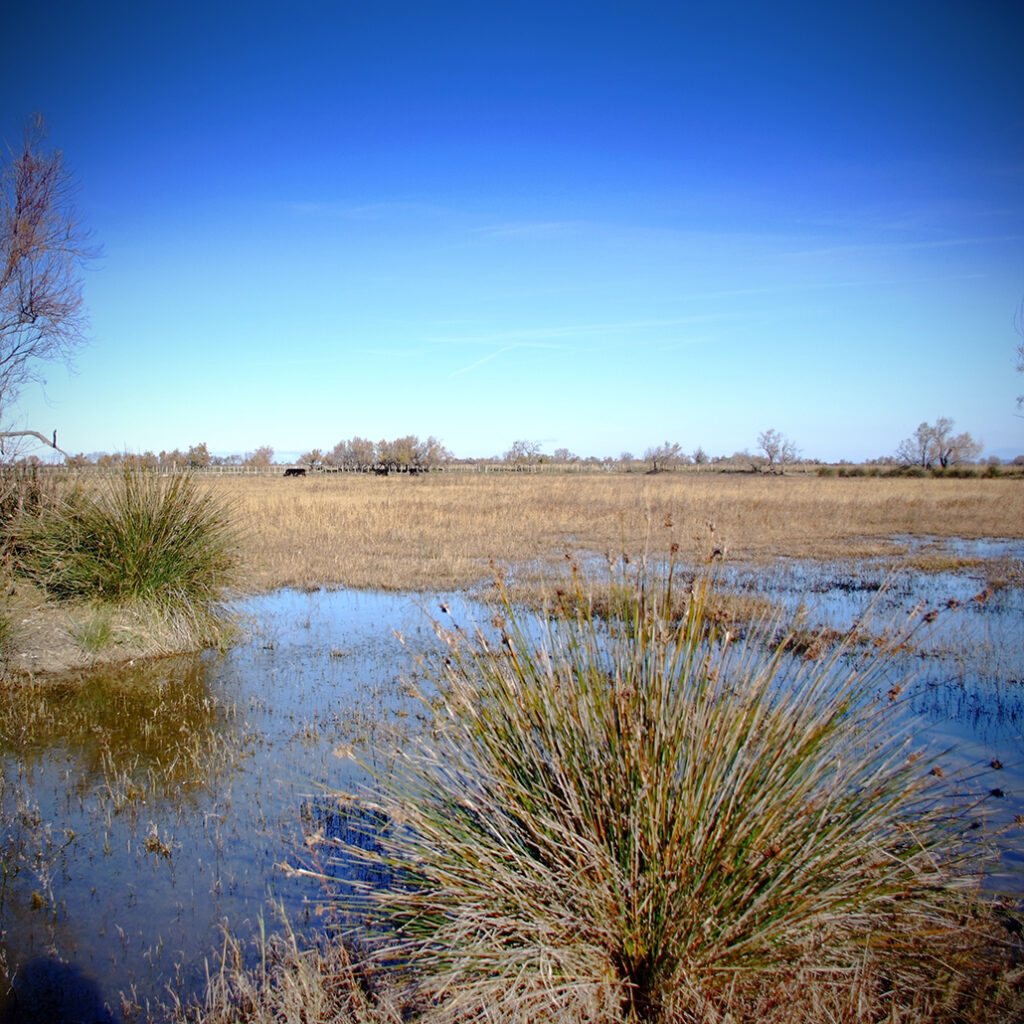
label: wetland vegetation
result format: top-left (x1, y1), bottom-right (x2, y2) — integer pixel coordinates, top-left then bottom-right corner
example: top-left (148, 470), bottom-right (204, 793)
top-left (1, 469), bottom-right (1023, 1022)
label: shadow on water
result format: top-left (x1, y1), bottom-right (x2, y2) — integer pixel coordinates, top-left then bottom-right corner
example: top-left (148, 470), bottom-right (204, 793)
top-left (0, 957), bottom-right (113, 1024)
top-left (0, 552), bottom-right (1021, 1018)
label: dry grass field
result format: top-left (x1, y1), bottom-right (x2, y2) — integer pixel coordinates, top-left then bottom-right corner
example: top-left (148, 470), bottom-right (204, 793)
top-left (206, 471), bottom-right (1024, 593)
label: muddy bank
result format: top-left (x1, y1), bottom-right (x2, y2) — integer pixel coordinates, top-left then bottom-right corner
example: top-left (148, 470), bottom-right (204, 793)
top-left (1, 586), bottom-right (233, 679)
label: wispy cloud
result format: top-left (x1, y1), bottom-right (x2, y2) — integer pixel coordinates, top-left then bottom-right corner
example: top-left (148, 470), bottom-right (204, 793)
top-left (432, 314), bottom-right (732, 350)
top-left (470, 220), bottom-right (584, 239)
top-left (285, 199), bottom-right (453, 220)
top-left (441, 316), bottom-right (728, 376)
top-left (448, 343), bottom-right (554, 377)
top-left (778, 233), bottom-right (1024, 260)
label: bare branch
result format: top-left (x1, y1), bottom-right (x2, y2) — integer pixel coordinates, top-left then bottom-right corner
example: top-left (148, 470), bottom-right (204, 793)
top-left (1, 113), bottom-right (96, 421)
top-left (0, 428), bottom-right (70, 458)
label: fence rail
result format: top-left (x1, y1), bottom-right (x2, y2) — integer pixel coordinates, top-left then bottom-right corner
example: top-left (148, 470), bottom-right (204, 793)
top-left (0, 461), bottom-right (645, 477)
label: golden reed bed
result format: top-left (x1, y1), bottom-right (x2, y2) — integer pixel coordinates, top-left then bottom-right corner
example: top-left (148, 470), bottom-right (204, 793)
top-left (201, 472), bottom-right (1024, 592)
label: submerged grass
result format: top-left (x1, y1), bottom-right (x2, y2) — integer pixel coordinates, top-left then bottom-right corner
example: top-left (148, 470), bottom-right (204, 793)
top-left (307, 561), bottom-right (1022, 1024)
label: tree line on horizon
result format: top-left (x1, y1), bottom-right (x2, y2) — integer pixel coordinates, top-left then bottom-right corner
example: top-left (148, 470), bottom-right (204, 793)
top-left (13, 418), bottom-right (1006, 476)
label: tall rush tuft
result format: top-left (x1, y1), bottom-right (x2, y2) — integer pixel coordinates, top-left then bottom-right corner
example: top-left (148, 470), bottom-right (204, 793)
top-left (326, 556), bottom-right (1014, 1023)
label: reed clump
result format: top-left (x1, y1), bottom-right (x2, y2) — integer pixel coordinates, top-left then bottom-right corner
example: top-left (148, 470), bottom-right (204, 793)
top-left (7, 471), bottom-right (240, 651)
top-left (320, 563), bottom-right (1022, 1024)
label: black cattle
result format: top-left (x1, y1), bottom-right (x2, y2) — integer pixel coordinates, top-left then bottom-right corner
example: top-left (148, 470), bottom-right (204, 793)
top-left (284, 467), bottom-right (307, 477)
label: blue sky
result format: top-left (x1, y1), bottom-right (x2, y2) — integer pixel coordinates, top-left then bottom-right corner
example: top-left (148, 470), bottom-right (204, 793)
top-left (3, 0), bottom-right (1023, 462)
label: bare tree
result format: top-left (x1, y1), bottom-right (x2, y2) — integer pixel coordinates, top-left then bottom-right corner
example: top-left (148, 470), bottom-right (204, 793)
top-left (895, 418), bottom-right (981, 469)
top-left (1, 114), bottom-right (96, 454)
top-left (418, 435), bottom-right (452, 469)
top-left (243, 445), bottom-right (274, 467)
top-left (757, 429), bottom-right (799, 473)
top-left (643, 441), bottom-right (683, 473)
top-left (895, 423), bottom-right (934, 468)
top-left (504, 439), bottom-right (542, 466)
top-left (329, 436), bottom-right (376, 470)
top-left (300, 448), bottom-right (326, 469)
top-left (382, 435), bottom-right (430, 471)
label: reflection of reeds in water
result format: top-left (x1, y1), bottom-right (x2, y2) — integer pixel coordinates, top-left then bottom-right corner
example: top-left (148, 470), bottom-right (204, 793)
top-left (317, 561), bottom-right (1023, 1024)
top-left (0, 655), bottom-right (262, 1011)
top-left (0, 657), bottom-right (239, 796)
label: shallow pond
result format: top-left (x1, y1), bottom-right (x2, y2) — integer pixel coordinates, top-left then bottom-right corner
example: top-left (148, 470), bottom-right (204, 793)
top-left (0, 549), bottom-right (1022, 1022)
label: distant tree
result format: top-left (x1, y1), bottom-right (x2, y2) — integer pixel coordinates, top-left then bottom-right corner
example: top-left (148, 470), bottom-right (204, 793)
top-left (329, 436), bottom-right (376, 470)
top-left (300, 448), bottom-right (326, 469)
top-left (692, 446), bottom-right (709, 468)
top-left (618, 451), bottom-right (635, 470)
top-left (504, 440), bottom-right (542, 466)
top-left (757, 429), bottom-right (799, 473)
top-left (186, 442), bottom-right (212, 469)
top-left (418, 435), bottom-right (452, 469)
top-left (327, 439), bottom-right (350, 468)
top-left (895, 423), bottom-right (932, 469)
top-left (644, 442), bottom-right (683, 473)
top-left (938, 429), bottom-right (982, 468)
top-left (159, 448), bottom-right (187, 470)
top-left (1, 115), bottom-right (97, 458)
top-left (352, 436), bottom-right (377, 469)
top-left (378, 435), bottom-right (422, 471)
top-left (552, 447), bottom-right (577, 463)
top-left (244, 445), bottom-right (274, 467)
top-left (373, 435), bottom-right (452, 471)
top-left (896, 418), bottom-right (981, 469)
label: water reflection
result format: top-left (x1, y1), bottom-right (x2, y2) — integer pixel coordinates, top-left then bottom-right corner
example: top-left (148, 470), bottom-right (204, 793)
top-left (0, 589), bottom-right (447, 1020)
top-left (0, 560), bottom-right (1020, 1019)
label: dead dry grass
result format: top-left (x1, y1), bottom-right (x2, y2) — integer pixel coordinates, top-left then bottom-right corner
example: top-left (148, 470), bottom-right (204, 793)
top-left (200, 472), bottom-right (1024, 592)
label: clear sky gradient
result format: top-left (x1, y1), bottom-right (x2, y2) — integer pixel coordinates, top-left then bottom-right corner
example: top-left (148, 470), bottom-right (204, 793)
top-left (4, 1), bottom-right (1023, 462)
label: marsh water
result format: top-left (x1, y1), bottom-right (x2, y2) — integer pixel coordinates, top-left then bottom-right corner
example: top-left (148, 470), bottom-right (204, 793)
top-left (1, 547), bottom-right (1022, 1022)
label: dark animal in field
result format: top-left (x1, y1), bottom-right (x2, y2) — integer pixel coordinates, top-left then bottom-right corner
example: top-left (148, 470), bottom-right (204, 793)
top-left (284, 467), bottom-right (307, 477)
top-left (373, 465), bottom-right (389, 476)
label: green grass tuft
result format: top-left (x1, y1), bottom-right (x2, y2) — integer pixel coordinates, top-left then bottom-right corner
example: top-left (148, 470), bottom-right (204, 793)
top-left (69, 605), bottom-right (115, 652)
top-left (10, 470), bottom-right (240, 628)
